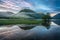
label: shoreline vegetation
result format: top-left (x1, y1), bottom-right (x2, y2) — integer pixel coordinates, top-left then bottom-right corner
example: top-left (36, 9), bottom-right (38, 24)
top-left (0, 9), bottom-right (51, 25)
top-left (0, 19), bottom-right (42, 25)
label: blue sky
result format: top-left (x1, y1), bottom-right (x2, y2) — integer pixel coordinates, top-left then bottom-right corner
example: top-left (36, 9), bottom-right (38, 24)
top-left (0, 0), bottom-right (60, 13)
top-left (25, 0), bottom-right (60, 12)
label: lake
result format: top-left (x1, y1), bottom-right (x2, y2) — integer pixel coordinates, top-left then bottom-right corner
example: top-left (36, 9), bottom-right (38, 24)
top-left (0, 19), bottom-right (60, 40)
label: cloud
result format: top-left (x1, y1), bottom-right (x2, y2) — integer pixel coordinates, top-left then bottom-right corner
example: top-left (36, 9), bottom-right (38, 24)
top-left (0, 6), bottom-right (19, 13)
top-left (0, 0), bottom-right (33, 13)
top-left (0, 0), bottom-right (33, 10)
top-left (36, 5), bottom-right (51, 10)
top-left (19, 1), bottom-right (32, 8)
top-left (0, 0), bottom-right (22, 10)
top-left (33, 5), bottom-right (54, 12)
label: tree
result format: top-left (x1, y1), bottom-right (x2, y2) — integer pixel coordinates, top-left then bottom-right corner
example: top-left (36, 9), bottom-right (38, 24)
top-left (42, 12), bottom-right (51, 29)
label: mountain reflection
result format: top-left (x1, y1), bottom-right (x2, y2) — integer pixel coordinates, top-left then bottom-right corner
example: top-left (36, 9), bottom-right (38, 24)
top-left (19, 24), bottom-right (36, 30)
top-left (19, 19), bottom-right (60, 30)
top-left (0, 19), bottom-right (60, 40)
top-left (52, 19), bottom-right (60, 25)
top-left (0, 22), bottom-right (59, 40)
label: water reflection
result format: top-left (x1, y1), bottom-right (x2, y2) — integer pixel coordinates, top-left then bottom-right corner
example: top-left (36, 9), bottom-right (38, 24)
top-left (52, 19), bottom-right (60, 25)
top-left (0, 22), bottom-right (59, 40)
top-left (0, 19), bottom-right (60, 40)
top-left (19, 19), bottom-right (51, 30)
top-left (19, 24), bottom-right (36, 30)
top-left (41, 19), bottom-right (51, 29)
top-left (19, 19), bottom-right (60, 30)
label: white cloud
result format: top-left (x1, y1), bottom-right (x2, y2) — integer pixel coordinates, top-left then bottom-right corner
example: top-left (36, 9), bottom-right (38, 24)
top-left (0, 6), bottom-right (19, 13)
top-left (0, 0), bottom-right (33, 13)
top-left (1, 0), bottom-right (33, 10)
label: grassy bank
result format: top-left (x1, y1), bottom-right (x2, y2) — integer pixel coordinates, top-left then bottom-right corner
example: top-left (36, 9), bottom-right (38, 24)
top-left (0, 19), bottom-right (42, 25)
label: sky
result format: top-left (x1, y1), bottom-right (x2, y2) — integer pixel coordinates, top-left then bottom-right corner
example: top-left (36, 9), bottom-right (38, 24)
top-left (0, 0), bottom-right (60, 13)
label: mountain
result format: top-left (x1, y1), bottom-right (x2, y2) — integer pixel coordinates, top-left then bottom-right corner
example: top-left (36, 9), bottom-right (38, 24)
top-left (26, 13), bottom-right (44, 19)
top-left (13, 9), bottom-right (44, 19)
top-left (0, 11), bottom-right (32, 19)
top-left (13, 11), bottom-right (44, 19)
top-left (0, 8), bottom-right (44, 19)
top-left (52, 13), bottom-right (60, 19)
top-left (12, 12), bottom-right (34, 19)
top-left (0, 12), bottom-right (14, 18)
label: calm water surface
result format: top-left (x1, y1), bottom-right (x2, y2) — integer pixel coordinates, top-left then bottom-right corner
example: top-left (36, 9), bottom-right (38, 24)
top-left (0, 19), bottom-right (60, 40)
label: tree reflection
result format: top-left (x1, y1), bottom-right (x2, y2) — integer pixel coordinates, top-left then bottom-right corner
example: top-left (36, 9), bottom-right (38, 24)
top-left (19, 9), bottom-right (51, 29)
top-left (41, 13), bottom-right (51, 29)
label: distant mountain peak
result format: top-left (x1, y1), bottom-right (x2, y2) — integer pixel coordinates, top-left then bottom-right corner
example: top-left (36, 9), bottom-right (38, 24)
top-left (0, 11), bottom-right (14, 18)
top-left (52, 13), bottom-right (60, 19)
top-left (20, 9), bottom-right (36, 13)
